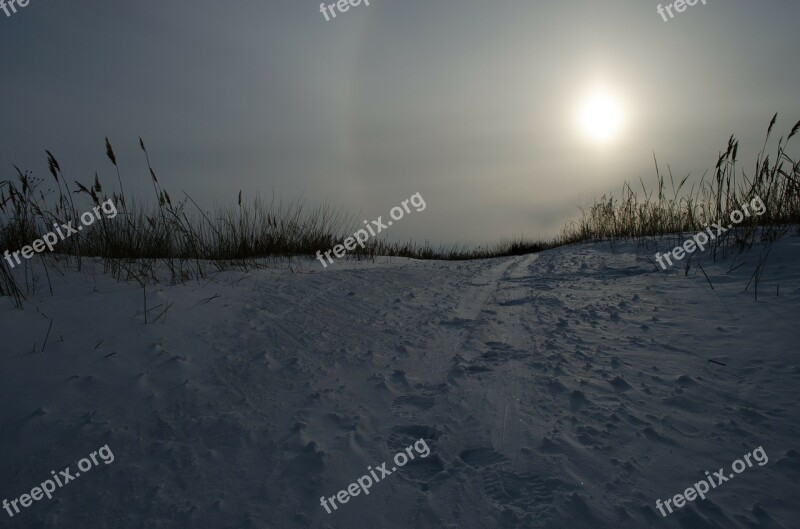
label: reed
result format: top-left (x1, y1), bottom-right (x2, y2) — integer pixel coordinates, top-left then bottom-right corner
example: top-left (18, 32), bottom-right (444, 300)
top-left (1, 114), bottom-right (798, 305)
top-left (561, 114), bottom-right (800, 257)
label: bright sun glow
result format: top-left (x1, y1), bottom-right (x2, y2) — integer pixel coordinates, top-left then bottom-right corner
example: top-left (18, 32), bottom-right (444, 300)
top-left (578, 89), bottom-right (624, 144)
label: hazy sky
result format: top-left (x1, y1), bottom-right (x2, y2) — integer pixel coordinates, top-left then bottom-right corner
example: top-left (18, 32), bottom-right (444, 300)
top-left (1, 0), bottom-right (799, 245)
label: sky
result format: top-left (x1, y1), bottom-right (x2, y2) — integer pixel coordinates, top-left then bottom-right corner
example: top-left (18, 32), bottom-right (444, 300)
top-left (1, 0), bottom-right (799, 245)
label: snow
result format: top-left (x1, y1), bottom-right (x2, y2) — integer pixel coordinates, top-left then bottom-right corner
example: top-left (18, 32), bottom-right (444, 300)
top-left (1, 235), bottom-right (799, 528)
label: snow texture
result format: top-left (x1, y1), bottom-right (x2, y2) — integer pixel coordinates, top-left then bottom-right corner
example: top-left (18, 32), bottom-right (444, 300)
top-left (1, 237), bottom-right (799, 528)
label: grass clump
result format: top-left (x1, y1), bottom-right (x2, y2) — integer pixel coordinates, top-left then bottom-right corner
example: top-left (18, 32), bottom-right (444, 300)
top-left (561, 114), bottom-right (800, 259)
top-left (1, 114), bottom-right (798, 306)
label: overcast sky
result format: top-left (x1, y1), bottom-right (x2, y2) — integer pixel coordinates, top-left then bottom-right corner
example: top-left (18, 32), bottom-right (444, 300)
top-left (1, 0), bottom-right (798, 245)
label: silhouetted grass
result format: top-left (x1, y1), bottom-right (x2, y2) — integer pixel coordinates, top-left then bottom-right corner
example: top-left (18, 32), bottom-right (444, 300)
top-left (561, 114), bottom-right (800, 259)
top-left (1, 137), bottom-right (558, 279)
top-left (1, 114), bottom-right (798, 305)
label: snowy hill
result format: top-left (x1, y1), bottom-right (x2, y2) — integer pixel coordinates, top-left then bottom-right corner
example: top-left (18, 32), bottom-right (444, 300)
top-left (1, 236), bottom-right (799, 529)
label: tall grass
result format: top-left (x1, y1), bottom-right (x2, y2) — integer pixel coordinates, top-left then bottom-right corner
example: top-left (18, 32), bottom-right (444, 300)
top-left (1, 114), bottom-right (799, 306)
top-left (561, 114), bottom-right (800, 258)
top-left (0, 137), bottom-right (557, 305)
top-left (0, 139), bottom-right (359, 288)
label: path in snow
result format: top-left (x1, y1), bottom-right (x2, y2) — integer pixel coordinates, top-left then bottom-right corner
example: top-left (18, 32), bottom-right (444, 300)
top-left (1, 238), bottom-right (798, 528)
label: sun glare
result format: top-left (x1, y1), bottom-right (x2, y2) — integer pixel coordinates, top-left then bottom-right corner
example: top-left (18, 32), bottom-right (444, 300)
top-left (578, 89), bottom-right (624, 144)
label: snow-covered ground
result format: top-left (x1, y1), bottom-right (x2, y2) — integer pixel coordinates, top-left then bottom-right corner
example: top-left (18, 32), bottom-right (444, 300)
top-left (1, 236), bottom-right (799, 528)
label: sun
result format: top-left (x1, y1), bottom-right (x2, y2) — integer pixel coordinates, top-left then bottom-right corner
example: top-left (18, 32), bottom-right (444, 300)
top-left (577, 89), bottom-right (624, 144)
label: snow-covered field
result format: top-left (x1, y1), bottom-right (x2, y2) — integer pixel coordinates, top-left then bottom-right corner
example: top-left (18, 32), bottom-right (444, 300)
top-left (1, 237), bottom-right (798, 528)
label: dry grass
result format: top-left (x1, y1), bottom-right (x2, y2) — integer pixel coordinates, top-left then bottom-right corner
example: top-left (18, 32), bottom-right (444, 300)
top-left (1, 114), bottom-right (799, 306)
top-left (561, 114), bottom-right (800, 258)
top-left (0, 137), bottom-right (556, 304)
